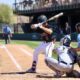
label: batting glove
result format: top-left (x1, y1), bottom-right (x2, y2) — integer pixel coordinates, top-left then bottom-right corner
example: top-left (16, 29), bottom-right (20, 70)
top-left (34, 23), bottom-right (42, 28)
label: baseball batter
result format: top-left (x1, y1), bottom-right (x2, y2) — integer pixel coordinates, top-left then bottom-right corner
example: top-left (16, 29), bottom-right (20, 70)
top-left (27, 15), bottom-right (56, 73)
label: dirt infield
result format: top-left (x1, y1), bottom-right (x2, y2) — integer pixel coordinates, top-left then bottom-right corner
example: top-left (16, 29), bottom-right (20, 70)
top-left (0, 44), bottom-right (80, 80)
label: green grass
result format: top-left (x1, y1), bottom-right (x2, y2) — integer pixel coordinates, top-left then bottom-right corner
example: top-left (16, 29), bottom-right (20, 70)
top-left (0, 39), bottom-right (78, 49)
top-left (0, 39), bottom-right (79, 59)
top-left (0, 39), bottom-right (41, 49)
top-left (12, 40), bottom-right (41, 49)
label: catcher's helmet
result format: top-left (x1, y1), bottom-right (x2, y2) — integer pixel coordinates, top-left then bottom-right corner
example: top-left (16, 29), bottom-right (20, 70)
top-left (63, 37), bottom-right (71, 47)
top-left (37, 15), bottom-right (47, 23)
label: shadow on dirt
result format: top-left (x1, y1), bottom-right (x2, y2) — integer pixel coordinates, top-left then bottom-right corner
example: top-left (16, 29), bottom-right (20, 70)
top-left (36, 73), bottom-right (65, 78)
top-left (36, 71), bottom-right (80, 78)
top-left (0, 71), bottom-right (80, 78)
top-left (0, 71), bottom-right (36, 75)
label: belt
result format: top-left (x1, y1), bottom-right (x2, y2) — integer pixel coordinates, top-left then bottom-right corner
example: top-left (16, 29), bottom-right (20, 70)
top-left (60, 61), bottom-right (73, 65)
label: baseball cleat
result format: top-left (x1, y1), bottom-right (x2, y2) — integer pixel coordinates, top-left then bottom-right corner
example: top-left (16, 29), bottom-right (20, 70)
top-left (53, 74), bottom-right (61, 78)
top-left (26, 68), bottom-right (36, 73)
top-left (66, 70), bottom-right (80, 78)
top-left (53, 71), bottom-right (62, 78)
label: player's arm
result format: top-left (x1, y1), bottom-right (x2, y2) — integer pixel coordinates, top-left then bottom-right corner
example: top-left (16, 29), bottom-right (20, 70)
top-left (69, 47), bottom-right (80, 52)
top-left (74, 48), bottom-right (80, 52)
top-left (39, 25), bottom-right (53, 35)
top-left (31, 23), bottom-right (53, 34)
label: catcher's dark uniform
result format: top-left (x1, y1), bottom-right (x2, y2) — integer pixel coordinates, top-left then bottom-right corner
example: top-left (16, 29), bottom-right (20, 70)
top-left (66, 48), bottom-right (80, 78)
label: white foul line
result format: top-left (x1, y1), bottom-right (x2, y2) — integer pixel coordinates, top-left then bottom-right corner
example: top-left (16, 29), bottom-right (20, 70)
top-left (3, 45), bottom-right (22, 71)
top-left (0, 45), bottom-right (5, 48)
top-left (20, 48), bottom-right (32, 57)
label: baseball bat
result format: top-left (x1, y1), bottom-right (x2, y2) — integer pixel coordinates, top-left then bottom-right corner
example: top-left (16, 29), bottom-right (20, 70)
top-left (31, 12), bottom-right (63, 29)
top-left (42, 12), bottom-right (63, 24)
top-left (48, 12), bottom-right (63, 21)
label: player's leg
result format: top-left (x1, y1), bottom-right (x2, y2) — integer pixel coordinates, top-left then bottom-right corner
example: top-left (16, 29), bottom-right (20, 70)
top-left (5, 34), bottom-right (8, 44)
top-left (45, 59), bottom-right (63, 77)
top-left (45, 41), bottom-right (64, 77)
top-left (26, 42), bottom-right (46, 73)
top-left (45, 56), bottom-right (73, 77)
top-left (4, 36), bottom-right (7, 44)
top-left (45, 57), bottom-right (63, 77)
top-left (46, 56), bottom-right (73, 72)
top-left (45, 41), bottom-right (55, 57)
top-left (27, 47), bottom-right (43, 72)
top-left (45, 42), bottom-right (63, 77)
top-left (8, 34), bottom-right (11, 44)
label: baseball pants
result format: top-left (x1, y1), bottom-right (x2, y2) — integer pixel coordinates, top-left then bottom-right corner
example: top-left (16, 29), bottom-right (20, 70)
top-left (33, 41), bottom-right (55, 64)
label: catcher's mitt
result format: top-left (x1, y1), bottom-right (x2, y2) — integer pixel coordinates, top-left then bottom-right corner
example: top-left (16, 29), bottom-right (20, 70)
top-left (68, 48), bottom-right (80, 65)
top-left (76, 55), bottom-right (80, 67)
top-left (66, 70), bottom-right (80, 78)
top-left (68, 48), bottom-right (77, 64)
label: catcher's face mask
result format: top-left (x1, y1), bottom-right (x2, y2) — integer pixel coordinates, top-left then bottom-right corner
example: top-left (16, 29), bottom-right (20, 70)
top-left (63, 37), bottom-right (71, 47)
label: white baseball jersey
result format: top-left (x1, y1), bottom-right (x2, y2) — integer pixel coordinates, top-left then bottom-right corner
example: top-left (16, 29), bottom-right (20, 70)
top-left (56, 46), bottom-right (73, 64)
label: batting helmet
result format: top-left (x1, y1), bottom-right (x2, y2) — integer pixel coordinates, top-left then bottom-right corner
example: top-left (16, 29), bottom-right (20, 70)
top-left (37, 15), bottom-right (47, 23)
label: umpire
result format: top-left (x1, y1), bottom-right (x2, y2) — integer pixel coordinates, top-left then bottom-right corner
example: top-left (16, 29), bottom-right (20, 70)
top-left (2, 24), bottom-right (12, 44)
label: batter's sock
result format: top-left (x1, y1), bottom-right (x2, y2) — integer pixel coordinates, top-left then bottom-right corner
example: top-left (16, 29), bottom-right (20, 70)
top-left (31, 61), bottom-right (36, 71)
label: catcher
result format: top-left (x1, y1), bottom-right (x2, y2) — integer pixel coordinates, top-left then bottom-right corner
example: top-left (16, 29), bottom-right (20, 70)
top-left (45, 36), bottom-right (80, 77)
top-left (26, 15), bottom-right (56, 73)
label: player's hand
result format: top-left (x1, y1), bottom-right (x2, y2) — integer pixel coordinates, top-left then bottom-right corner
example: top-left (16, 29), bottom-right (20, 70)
top-left (31, 23), bottom-right (42, 29)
